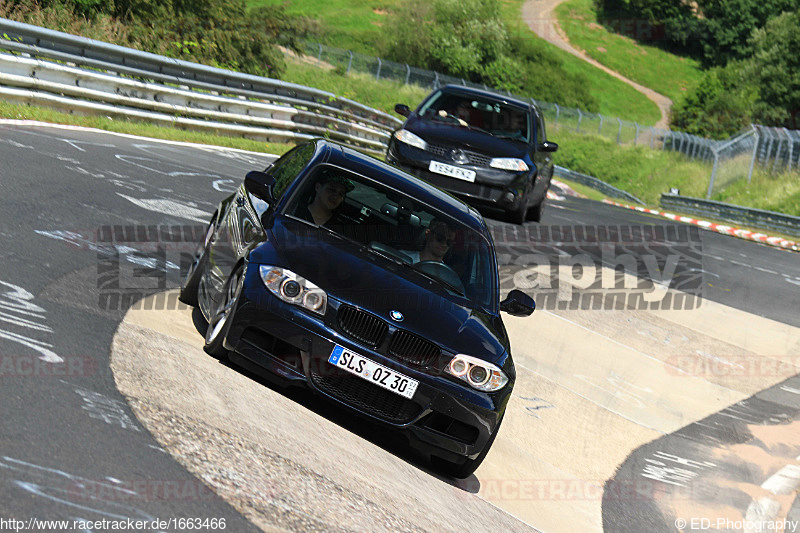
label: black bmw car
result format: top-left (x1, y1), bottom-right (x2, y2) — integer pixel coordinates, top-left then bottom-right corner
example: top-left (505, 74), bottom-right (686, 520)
top-left (180, 139), bottom-right (535, 478)
top-left (386, 85), bottom-right (558, 224)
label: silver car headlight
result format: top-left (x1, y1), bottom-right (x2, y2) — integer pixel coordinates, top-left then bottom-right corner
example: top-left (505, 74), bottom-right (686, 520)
top-left (259, 265), bottom-right (327, 315)
top-left (489, 158), bottom-right (529, 172)
top-left (446, 354), bottom-right (509, 392)
top-left (394, 129), bottom-right (428, 151)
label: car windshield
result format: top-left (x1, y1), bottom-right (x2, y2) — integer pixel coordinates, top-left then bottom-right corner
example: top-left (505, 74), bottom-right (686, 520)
top-left (283, 165), bottom-right (497, 309)
top-left (418, 90), bottom-right (530, 143)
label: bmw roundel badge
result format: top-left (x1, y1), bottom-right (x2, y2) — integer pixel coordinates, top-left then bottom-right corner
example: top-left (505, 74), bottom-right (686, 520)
top-left (390, 310), bottom-right (404, 322)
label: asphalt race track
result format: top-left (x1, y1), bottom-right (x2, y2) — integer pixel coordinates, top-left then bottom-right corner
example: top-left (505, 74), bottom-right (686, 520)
top-left (1, 122), bottom-right (799, 532)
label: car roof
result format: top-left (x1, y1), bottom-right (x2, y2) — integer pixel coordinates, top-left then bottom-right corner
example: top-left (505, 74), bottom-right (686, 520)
top-left (316, 140), bottom-right (488, 234)
top-left (437, 84), bottom-right (533, 111)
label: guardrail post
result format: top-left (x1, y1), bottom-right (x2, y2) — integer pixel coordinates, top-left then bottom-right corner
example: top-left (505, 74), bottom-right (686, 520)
top-left (707, 151), bottom-right (719, 198)
top-left (404, 64), bottom-right (410, 84)
top-left (347, 51), bottom-right (353, 74)
top-left (598, 114), bottom-right (604, 135)
top-left (786, 128), bottom-right (794, 173)
top-left (577, 109), bottom-right (582, 133)
top-left (747, 125), bottom-right (759, 182)
top-left (375, 57), bottom-right (382, 80)
top-left (433, 72), bottom-right (440, 89)
top-left (616, 118), bottom-right (622, 144)
top-left (650, 127), bottom-right (655, 149)
top-left (634, 122), bottom-right (640, 145)
top-left (554, 104), bottom-right (560, 127)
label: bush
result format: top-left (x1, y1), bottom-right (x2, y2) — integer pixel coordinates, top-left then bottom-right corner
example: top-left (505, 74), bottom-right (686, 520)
top-left (380, 0), bottom-right (598, 111)
top-left (0, 0), bottom-right (317, 79)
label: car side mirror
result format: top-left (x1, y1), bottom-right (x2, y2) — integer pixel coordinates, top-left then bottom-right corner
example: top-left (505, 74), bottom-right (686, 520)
top-left (244, 171), bottom-right (277, 203)
top-left (500, 289), bottom-right (535, 316)
top-left (394, 104), bottom-right (411, 117)
top-left (539, 141), bottom-right (558, 153)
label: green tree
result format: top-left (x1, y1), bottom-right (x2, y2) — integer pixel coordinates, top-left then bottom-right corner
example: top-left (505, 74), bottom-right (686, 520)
top-left (744, 9), bottom-right (800, 125)
top-left (670, 66), bottom-right (756, 138)
top-left (383, 0), bottom-right (509, 80)
top-left (696, 0), bottom-right (796, 67)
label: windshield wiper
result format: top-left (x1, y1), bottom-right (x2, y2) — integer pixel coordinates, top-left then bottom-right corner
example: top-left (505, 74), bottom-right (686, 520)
top-left (493, 133), bottom-right (525, 141)
top-left (408, 266), bottom-right (466, 296)
top-left (303, 220), bottom-right (367, 251)
top-left (429, 111), bottom-right (491, 135)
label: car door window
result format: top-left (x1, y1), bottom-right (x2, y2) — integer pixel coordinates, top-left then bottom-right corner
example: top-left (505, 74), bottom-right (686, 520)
top-left (534, 110), bottom-right (546, 145)
top-left (270, 143), bottom-right (315, 200)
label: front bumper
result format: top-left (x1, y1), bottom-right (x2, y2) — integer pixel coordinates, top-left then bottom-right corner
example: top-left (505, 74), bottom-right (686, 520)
top-left (224, 266), bottom-right (512, 461)
top-left (387, 138), bottom-right (546, 212)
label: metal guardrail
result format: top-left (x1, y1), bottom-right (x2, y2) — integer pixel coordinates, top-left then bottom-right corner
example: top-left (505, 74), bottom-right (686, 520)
top-left (554, 166), bottom-right (645, 205)
top-left (660, 194), bottom-right (800, 237)
top-left (0, 17), bottom-right (401, 154)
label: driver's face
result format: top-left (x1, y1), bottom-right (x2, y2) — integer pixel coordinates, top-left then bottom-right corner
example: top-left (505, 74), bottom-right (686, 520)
top-left (316, 181), bottom-right (346, 210)
top-left (426, 227), bottom-right (455, 259)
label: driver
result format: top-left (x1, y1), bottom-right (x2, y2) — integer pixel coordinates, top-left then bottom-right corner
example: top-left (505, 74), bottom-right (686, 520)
top-left (297, 169), bottom-right (354, 226)
top-left (405, 219), bottom-right (456, 264)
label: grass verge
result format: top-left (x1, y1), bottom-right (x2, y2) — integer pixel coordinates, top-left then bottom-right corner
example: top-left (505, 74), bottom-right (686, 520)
top-left (246, 0), bottom-right (397, 56)
top-left (0, 101), bottom-right (294, 156)
top-left (283, 61), bottom-right (429, 114)
top-left (553, 0), bottom-right (703, 103)
top-left (499, 0), bottom-right (661, 125)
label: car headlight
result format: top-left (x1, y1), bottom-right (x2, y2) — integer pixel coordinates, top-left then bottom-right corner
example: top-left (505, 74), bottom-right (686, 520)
top-left (259, 265), bottom-right (327, 315)
top-left (446, 354), bottom-right (508, 392)
top-left (490, 158), bottom-right (529, 172)
top-left (394, 129), bottom-right (428, 151)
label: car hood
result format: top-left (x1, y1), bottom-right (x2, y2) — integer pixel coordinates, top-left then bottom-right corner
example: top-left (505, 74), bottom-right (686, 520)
top-left (404, 115), bottom-right (527, 158)
top-left (251, 220), bottom-right (510, 364)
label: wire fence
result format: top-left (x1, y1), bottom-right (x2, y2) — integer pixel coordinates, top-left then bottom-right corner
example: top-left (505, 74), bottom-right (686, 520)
top-left (294, 41), bottom-right (800, 199)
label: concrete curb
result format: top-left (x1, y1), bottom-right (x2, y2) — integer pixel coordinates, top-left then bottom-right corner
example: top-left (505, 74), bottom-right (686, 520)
top-left (602, 199), bottom-right (800, 253)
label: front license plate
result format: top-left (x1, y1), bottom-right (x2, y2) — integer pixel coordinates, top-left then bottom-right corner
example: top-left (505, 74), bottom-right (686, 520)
top-left (429, 160), bottom-right (476, 182)
top-left (328, 345), bottom-right (419, 400)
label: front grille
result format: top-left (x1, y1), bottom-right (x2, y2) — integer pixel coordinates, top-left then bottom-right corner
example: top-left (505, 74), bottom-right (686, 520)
top-left (310, 363), bottom-right (421, 423)
top-left (389, 330), bottom-right (440, 368)
top-left (337, 305), bottom-right (388, 347)
top-left (427, 143), bottom-right (492, 167)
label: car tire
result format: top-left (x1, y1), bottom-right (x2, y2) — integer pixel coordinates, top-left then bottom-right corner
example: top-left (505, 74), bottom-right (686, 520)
top-left (527, 198), bottom-right (545, 222)
top-left (179, 217), bottom-right (215, 306)
top-left (203, 264), bottom-right (244, 359)
top-left (508, 198), bottom-right (528, 225)
top-left (433, 416), bottom-right (503, 479)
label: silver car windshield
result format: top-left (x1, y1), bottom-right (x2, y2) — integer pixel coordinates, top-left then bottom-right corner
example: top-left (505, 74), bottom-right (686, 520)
top-left (284, 165), bottom-right (497, 309)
